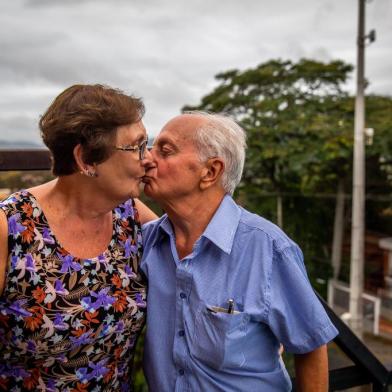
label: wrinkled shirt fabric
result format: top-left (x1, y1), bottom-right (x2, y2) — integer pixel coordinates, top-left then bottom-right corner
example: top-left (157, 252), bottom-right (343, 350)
top-left (141, 195), bottom-right (338, 392)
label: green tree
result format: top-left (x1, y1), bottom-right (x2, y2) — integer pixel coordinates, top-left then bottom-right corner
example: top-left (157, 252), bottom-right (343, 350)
top-left (184, 58), bottom-right (392, 288)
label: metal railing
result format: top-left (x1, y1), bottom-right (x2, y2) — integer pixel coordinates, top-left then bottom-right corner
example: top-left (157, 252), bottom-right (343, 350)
top-left (1, 149), bottom-right (392, 391)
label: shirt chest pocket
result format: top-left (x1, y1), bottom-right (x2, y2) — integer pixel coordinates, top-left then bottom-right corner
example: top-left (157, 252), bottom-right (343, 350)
top-left (191, 303), bottom-right (249, 371)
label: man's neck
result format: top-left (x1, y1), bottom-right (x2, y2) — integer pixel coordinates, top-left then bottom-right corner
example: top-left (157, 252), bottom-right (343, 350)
top-left (163, 190), bottom-right (226, 260)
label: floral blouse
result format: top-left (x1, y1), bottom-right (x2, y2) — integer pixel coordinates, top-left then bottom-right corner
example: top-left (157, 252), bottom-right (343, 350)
top-left (0, 190), bottom-right (147, 392)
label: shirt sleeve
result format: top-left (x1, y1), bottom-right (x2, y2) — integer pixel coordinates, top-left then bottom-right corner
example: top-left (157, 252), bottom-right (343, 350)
top-left (266, 244), bottom-right (338, 354)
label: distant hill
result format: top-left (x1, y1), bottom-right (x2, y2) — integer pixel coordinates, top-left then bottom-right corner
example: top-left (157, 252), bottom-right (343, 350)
top-left (0, 139), bottom-right (43, 149)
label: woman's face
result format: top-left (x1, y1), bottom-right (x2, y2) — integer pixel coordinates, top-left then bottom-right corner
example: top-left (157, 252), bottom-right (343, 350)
top-left (94, 121), bottom-right (150, 202)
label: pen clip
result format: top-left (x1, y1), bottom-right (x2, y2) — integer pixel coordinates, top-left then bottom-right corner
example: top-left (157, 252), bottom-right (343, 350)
top-left (227, 298), bottom-right (234, 314)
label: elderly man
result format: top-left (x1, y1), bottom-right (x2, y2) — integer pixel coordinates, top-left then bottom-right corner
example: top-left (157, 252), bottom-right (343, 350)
top-left (141, 112), bottom-right (338, 392)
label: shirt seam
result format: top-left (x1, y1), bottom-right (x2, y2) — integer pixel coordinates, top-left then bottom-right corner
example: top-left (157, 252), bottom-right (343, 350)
top-left (263, 243), bottom-right (300, 323)
top-left (237, 217), bottom-right (293, 254)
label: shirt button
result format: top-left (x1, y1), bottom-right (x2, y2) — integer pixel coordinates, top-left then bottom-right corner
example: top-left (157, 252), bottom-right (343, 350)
top-left (178, 330), bottom-right (185, 337)
top-left (179, 369), bottom-right (185, 376)
top-left (180, 292), bottom-right (186, 299)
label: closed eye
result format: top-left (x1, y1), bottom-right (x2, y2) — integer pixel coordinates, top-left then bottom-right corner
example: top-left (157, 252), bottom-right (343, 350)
top-left (154, 142), bottom-right (176, 157)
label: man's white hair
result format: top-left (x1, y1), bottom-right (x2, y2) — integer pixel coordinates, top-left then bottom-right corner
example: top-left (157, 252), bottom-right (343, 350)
top-left (185, 111), bottom-right (247, 195)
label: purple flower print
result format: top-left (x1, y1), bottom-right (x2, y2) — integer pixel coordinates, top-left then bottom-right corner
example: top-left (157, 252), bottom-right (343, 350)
top-left (98, 254), bottom-right (109, 271)
top-left (25, 254), bottom-right (36, 272)
top-left (115, 320), bottom-right (125, 333)
top-left (124, 265), bottom-right (136, 279)
top-left (55, 353), bottom-right (67, 363)
top-left (81, 296), bottom-right (95, 312)
top-left (98, 324), bottom-right (110, 338)
top-left (92, 287), bottom-right (115, 310)
top-left (8, 214), bottom-right (25, 236)
top-left (53, 313), bottom-right (68, 330)
top-left (89, 359), bottom-right (109, 380)
top-left (135, 293), bottom-right (146, 308)
top-left (116, 201), bottom-right (134, 220)
top-left (46, 379), bottom-right (57, 392)
top-left (122, 201), bottom-right (134, 219)
top-left (82, 287), bottom-right (115, 312)
top-left (7, 299), bottom-right (33, 317)
top-left (11, 255), bottom-right (18, 269)
top-left (58, 253), bottom-right (82, 274)
top-left (0, 364), bottom-right (30, 378)
top-left (70, 330), bottom-right (94, 348)
top-left (27, 339), bottom-right (36, 353)
top-left (42, 227), bottom-right (55, 245)
top-left (124, 239), bottom-right (137, 258)
top-left (54, 279), bottom-right (68, 295)
top-left (76, 367), bottom-right (91, 382)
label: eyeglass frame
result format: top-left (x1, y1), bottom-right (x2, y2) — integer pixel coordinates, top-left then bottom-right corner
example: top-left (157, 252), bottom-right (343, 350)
top-left (114, 137), bottom-right (150, 160)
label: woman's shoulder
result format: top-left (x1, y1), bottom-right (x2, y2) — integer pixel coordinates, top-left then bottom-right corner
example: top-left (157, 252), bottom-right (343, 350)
top-left (0, 189), bottom-right (32, 213)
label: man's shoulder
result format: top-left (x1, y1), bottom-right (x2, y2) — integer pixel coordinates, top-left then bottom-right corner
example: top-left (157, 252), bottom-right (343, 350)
top-left (237, 206), bottom-right (295, 251)
top-left (142, 214), bottom-right (167, 243)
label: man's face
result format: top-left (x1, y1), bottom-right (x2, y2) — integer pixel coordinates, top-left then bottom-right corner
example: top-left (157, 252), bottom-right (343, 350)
top-left (143, 115), bottom-right (207, 203)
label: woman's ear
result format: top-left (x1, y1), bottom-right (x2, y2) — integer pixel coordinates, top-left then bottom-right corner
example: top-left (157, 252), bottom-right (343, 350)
top-left (200, 157), bottom-right (224, 190)
top-left (73, 144), bottom-right (97, 177)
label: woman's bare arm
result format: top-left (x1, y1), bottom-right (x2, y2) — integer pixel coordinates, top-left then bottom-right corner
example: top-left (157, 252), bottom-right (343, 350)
top-left (134, 199), bottom-right (159, 225)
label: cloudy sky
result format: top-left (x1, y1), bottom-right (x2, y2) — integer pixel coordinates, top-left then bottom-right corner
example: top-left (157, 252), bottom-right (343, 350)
top-left (1, 0), bottom-right (391, 146)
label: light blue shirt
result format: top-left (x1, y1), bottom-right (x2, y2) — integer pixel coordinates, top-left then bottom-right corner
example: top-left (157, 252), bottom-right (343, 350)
top-left (141, 195), bottom-right (338, 392)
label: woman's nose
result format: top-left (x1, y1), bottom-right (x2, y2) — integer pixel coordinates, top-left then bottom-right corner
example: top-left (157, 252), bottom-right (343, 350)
top-left (141, 148), bottom-right (155, 168)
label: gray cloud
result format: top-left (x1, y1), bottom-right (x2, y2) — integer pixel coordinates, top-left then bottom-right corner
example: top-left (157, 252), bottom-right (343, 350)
top-left (0, 0), bottom-right (391, 145)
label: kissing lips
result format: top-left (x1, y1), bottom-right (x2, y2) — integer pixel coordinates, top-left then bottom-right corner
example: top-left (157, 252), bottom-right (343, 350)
top-left (141, 175), bottom-right (152, 184)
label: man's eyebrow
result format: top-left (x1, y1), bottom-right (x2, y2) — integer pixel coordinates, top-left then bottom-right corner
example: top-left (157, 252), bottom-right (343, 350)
top-left (155, 138), bottom-right (175, 147)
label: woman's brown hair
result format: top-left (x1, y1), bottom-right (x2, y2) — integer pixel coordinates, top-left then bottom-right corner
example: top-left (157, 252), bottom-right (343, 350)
top-left (39, 84), bottom-right (145, 176)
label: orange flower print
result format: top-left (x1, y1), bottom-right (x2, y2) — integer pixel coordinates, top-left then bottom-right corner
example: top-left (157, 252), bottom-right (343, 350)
top-left (113, 290), bottom-right (127, 313)
top-left (32, 286), bottom-right (46, 303)
top-left (21, 227), bottom-right (34, 243)
top-left (23, 368), bottom-right (40, 390)
top-left (25, 315), bottom-right (42, 331)
top-left (71, 327), bottom-right (87, 337)
top-left (25, 306), bottom-right (44, 331)
top-left (21, 202), bottom-right (33, 217)
top-left (103, 363), bottom-right (115, 383)
top-left (111, 274), bottom-right (122, 289)
top-left (114, 346), bottom-right (123, 360)
top-left (118, 232), bottom-right (128, 242)
top-left (84, 310), bottom-right (100, 325)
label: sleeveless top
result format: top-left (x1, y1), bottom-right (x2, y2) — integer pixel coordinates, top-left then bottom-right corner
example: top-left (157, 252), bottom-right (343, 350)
top-left (0, 190), bottom-right (147, 392)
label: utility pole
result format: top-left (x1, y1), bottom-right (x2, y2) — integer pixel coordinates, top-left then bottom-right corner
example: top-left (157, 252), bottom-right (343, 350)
top-left (349, 0), bottom-right (375, 337)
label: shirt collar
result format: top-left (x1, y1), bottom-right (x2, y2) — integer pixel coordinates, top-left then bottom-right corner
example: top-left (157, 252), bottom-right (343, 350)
top-left (153, 194), bottom-right (241, 255)
top-left (151, 215), bottom-right (174, 247)
top-left (201, 194), bottom-right (241, 254)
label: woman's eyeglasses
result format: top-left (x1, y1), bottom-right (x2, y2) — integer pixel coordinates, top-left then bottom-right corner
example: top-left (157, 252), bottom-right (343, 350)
top-left (115, 138), bottom-right (149, 160)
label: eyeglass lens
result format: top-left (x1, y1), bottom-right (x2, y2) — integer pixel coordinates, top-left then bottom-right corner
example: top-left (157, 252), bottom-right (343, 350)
top-left (139, 140), bottom-right (147, 160)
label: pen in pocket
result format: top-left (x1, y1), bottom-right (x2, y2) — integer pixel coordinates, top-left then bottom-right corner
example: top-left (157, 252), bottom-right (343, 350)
top-left (206, 298), bottom-right (237, 314)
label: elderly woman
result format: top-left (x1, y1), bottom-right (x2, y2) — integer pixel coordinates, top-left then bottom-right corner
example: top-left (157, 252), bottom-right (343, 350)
top-left (0, 84), bottom-right (157, 391)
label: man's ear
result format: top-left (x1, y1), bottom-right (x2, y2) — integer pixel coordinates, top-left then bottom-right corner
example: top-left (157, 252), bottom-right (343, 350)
top-left (73, 144), bottom-right (96, 177)
top-left (200, 157), bottom-right (224, 190)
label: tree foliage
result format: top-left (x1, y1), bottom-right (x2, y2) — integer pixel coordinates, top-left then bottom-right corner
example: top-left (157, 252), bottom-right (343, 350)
top-left (184, 59), bottom-right (356, 195)
top-left (184, 58), bottom-right (392, 288)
